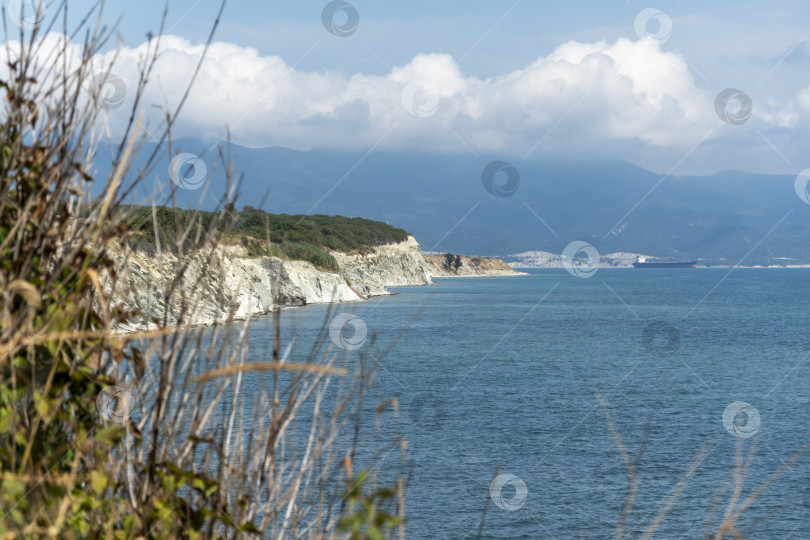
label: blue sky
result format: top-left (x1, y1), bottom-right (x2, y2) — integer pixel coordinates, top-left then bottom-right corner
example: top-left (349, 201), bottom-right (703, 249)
top-left (23, 1), bottom-right (810, 174)
top-left (79, 1), bottom-right (810, 80)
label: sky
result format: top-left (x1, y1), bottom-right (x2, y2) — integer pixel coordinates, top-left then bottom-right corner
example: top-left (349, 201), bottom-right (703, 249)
top-left (8, 0), bottom-right (810, 175)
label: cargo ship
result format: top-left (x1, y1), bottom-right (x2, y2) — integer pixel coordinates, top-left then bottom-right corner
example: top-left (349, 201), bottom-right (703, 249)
top-left (633, 256), bottom-right (696, 269)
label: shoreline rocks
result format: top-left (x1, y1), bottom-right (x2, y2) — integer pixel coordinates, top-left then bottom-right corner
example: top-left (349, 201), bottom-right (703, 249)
top-left (423, 254), bottom-right (528, 278)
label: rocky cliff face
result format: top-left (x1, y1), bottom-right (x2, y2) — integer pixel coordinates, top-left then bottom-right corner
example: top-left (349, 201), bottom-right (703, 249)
top-left (423, 254), bottom-right (527, 278)
top-left (107, 236), bottom-right (431, 330)
top-left (331, 235), bottom-right (432, 296)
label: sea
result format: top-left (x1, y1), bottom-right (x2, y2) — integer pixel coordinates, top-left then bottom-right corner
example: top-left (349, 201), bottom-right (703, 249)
top-left (238, 268), bottom-right (810, 539)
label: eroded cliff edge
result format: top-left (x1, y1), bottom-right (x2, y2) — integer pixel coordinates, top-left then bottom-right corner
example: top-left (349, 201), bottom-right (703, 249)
top-left (423, 254), bottom-right (528, 278)
top-left (107, 235), bottom-right (432, 330)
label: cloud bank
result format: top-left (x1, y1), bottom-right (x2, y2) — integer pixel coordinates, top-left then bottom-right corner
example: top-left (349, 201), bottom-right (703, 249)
top-left (7, 33), bottom-right (810, 159)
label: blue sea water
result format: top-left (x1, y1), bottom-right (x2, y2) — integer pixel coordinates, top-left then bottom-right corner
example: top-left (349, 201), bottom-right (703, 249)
top-left (245, 269), bottom-right (810, 539)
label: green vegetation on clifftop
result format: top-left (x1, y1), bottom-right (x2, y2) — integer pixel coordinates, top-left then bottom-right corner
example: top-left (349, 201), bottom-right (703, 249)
top-left (118, 205), bottom-right (409, 272)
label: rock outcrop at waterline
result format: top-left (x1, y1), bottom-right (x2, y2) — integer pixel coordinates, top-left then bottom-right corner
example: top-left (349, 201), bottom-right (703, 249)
top-left (106, 235), bottom-right (432, 330)
top-left (423, 254), bottom-right (527, 278)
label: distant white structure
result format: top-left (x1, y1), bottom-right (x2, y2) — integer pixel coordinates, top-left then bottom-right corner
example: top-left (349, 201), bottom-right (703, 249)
top-left (508, 251), bottom-right (655, 269)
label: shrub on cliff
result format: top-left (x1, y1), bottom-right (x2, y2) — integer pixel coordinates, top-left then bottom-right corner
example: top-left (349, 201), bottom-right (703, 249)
top-left (282, 241), bottom-right (340, 272)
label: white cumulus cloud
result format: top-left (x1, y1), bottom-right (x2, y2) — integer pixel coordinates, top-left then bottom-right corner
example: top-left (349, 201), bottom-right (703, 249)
top-left (5, 33), bottom-right (797, 156)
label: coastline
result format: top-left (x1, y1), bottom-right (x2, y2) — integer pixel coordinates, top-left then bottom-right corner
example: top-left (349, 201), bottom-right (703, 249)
top-left (512, 265), bottom-right (810, 269)
top-left (423, 253), bottom-right (527, 278)
top-left (109, 237), bottom-right (526, 330)
top-left (506, 250), bottom-right (810, 269)
top-left (429, 272), bottom-right (529, 278)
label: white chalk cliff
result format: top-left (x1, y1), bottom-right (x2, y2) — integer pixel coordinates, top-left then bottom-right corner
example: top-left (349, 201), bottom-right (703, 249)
top-left (331, 235), bottom-right (433, 296)
top-left (106, 235), bottom-right (432, 330)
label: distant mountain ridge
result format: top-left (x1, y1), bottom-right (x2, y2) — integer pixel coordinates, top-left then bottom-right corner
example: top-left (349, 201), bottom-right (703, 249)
top-left (89, 139), bottom-right (810, 266)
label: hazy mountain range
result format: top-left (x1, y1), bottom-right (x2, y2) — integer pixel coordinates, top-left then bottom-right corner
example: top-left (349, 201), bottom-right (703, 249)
top-left (90, 139), bottom-right (810, 266)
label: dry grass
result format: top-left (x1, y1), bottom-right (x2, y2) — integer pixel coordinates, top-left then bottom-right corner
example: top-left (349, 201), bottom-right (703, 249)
top-left (596, 392), bottom-right (808, 539)
top-left (0, 1), bottom-right (405, 538)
